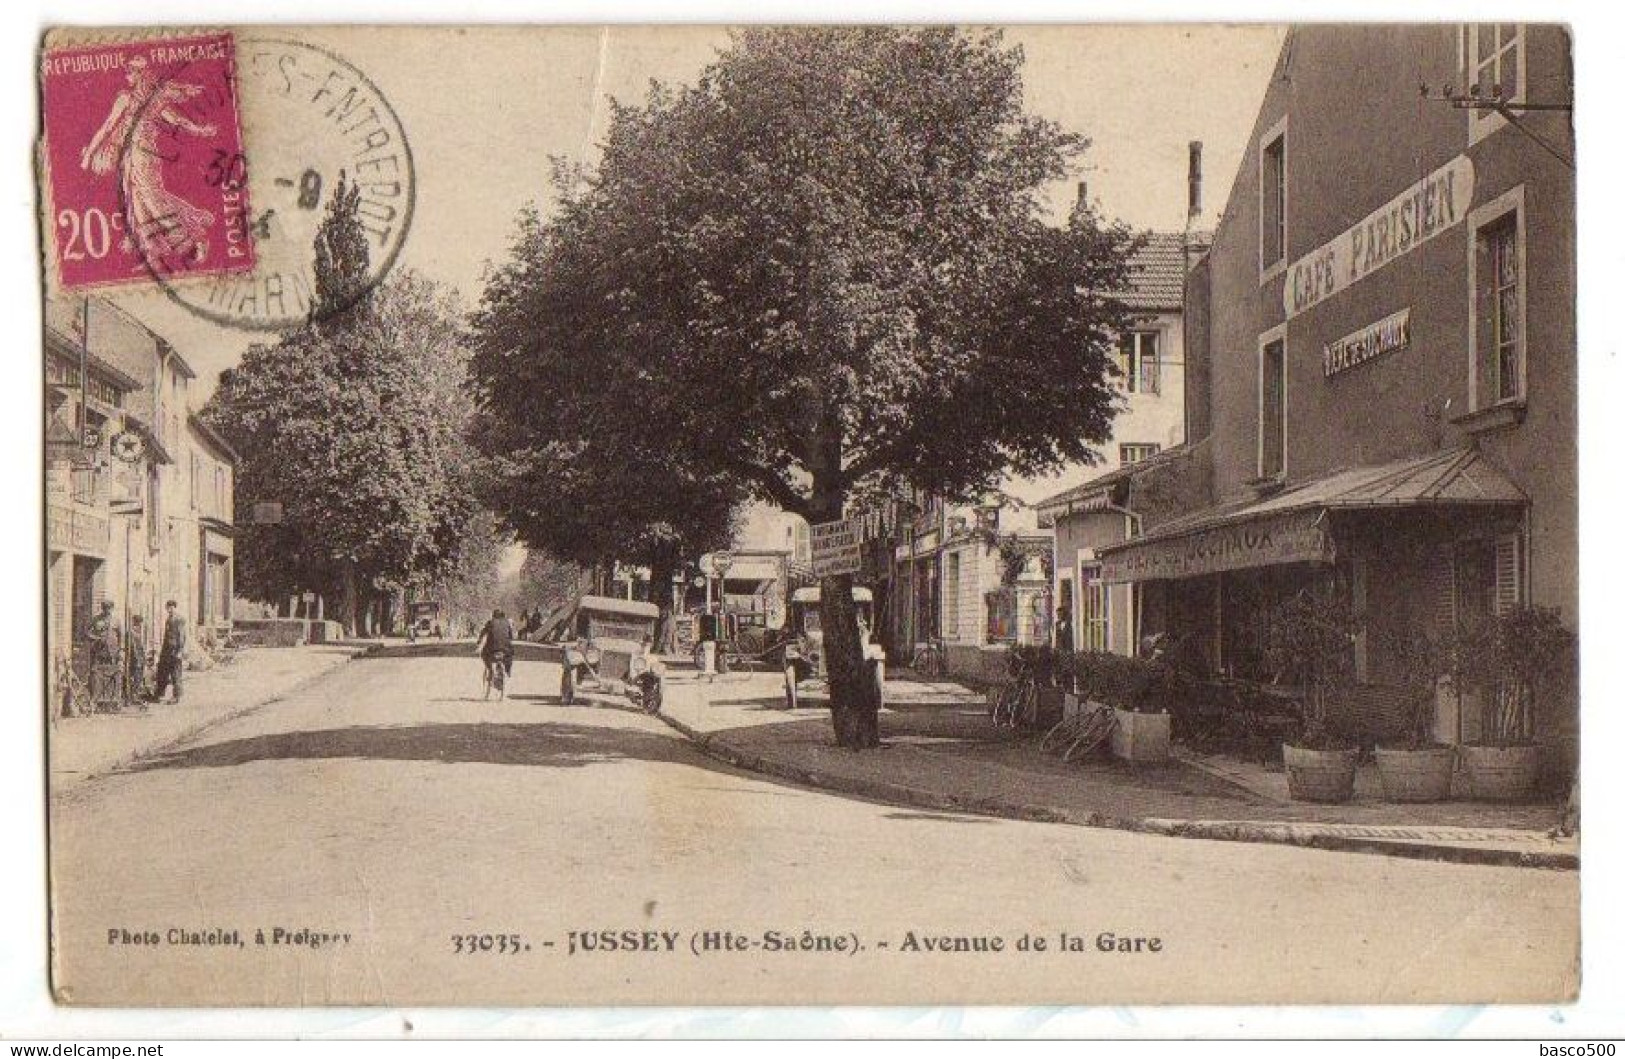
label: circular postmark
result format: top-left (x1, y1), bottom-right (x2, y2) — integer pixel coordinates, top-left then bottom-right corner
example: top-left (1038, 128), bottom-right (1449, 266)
top-left (120, 35), bottom-right (415, 332)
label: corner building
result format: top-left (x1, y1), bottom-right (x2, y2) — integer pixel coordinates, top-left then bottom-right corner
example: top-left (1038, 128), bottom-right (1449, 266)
top-left (1097, 26), bottom-right (1575, 759)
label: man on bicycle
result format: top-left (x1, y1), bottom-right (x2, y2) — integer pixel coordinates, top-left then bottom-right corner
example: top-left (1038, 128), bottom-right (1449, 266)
top-left (475, 608), bottom-right (516, 681)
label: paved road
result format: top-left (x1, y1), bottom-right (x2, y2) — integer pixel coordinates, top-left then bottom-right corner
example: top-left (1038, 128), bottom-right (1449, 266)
top-left (49, 647), bottom-right (1578, 1007)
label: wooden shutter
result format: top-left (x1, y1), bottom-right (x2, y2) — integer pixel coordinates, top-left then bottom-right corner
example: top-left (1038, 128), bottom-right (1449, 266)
top-left (1493, 534), bottom-right (1523, 614)
top-left (1429, 545), bottom-right (1457, 635)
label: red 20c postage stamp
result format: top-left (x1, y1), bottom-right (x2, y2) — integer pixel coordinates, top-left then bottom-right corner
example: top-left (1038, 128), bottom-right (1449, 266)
top-left (41, 32), bottom-right (255, 290)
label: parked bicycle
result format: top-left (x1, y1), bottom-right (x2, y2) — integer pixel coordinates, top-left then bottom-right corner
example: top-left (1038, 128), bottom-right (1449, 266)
top-left (989, 651), bottom-right (1038, 729)
top-left (910, 637), bottom-right (948, 679)
top-left (1039, 701), bottom-right (1118, 762)
top-left (53, 650), bottom-right (132, 717)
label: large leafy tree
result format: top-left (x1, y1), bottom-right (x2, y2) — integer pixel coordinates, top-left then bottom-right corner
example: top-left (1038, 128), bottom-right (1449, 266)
top-left (475, 28), bottom-right (1137, 746)
top-left (205, 177), bottom-right (483, 633)
top-left (470, 207), bottom-right (746, 641)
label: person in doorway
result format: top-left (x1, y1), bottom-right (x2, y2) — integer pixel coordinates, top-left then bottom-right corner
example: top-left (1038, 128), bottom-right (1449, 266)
top-left (1053, 605), bottom-right (1074, 654)
top-left (153, 599), bottom-right (187, 704)
top-left (85, 601), bottom-right (122, 705)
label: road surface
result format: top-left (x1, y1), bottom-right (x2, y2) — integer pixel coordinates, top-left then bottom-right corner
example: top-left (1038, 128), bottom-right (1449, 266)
top-left (48, 644), bottom-right (1578, 1006)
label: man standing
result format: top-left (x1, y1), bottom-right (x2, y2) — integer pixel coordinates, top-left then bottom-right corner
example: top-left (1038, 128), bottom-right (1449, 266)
top-left (154, 599), bottom-right (187, 704)
top-left (85, 601), bottom-right (122, 706)
top-left (1053, 604), bottom-right (1074, 654)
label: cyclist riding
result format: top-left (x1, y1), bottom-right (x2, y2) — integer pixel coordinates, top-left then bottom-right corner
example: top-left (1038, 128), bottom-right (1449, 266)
top-left (474, 608), bottom-right (516, 699)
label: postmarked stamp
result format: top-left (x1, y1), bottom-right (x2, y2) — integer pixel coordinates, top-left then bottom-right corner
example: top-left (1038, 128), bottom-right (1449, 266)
top-left (41, 32), bottom-right (255, 291)
top-left (161, 37), bottom-right (416, 331)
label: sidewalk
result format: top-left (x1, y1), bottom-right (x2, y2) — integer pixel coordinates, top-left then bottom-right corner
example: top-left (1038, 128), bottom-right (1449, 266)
top-left (49, 643), bottom-right (374, 788)
top-left (656, 669), bottom-right (1577, 869)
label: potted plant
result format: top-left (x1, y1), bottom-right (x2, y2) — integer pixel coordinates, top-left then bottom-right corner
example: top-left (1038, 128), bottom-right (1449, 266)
top-left (1264, 587), bottom-right (1362, 803)
top-left (1373, 630), bottom-right (1455, 802)
top-left (1449, 605), bottom-right (1575, 802)
top-left (1110, 655), bottom-right (1174, 764)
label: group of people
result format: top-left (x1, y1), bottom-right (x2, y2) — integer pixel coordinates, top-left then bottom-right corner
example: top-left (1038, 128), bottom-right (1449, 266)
top-left (81, 599), bottom-right (190, 707)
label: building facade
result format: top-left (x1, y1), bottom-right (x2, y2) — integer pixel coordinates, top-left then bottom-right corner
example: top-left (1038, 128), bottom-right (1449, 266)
top-left (1091, 26), bottom-right (1574, 754)
top-left (896, 224), bottom-right (1201, 671)
top-left (46, 295), bottom-right (238, 707)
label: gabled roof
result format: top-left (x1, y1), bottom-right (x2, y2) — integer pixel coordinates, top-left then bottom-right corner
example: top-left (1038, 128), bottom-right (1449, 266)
top-left (1034, 444), bottom-right (1192, 518)
top-left (1114, 231), bottom-right (1211, 312)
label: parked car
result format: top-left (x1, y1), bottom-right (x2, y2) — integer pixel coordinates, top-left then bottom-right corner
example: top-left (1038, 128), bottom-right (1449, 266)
top-left (406, 601), bottom-right (443, 641)
top-left (782, 586), bottom-right (886, 709)
top-left (561, 596), bottom-right (664, 713)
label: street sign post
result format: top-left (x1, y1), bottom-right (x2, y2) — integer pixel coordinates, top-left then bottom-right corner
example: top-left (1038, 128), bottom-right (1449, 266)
top-left (810, 518), bottom-right (862, 577)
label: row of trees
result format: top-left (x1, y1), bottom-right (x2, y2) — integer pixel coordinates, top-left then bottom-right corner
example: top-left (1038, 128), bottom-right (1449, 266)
top-left (204, 176), bottom-right (502, 635)
top-left (468, 27), bottom-right (1140, 748)
top-left (205, 29), bottom-right (1140, 752)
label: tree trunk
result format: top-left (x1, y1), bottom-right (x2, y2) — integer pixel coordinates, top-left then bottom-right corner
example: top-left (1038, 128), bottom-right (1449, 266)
top-left (341, 563), bottom-right (360, 638)
top-left (649, 556), bottom-right (676, 656)
top-left (822, 570), bottom-right (880, 748)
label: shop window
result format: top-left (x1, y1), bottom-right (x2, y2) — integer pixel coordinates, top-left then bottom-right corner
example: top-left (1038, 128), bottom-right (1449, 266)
top-left (1257, 334), bottom-right (1287, 480)
top-left (985, 587), bottom-right (1016, 644)
top-left (1259, 119), bottom-right (1287, 276)
top-left (1469, 193), bottom-right (1526, 411)
top-left (1465, 25), bottom-right (1525, 144)
top-left (1120, 442), bottom-right (1161, 466)
top-left (944, 551), bottom-right (961, 641)
top-left (1079, 564), bottom-right (1109, 652)
top-left (1117, 330), bottom-right (1161, 394)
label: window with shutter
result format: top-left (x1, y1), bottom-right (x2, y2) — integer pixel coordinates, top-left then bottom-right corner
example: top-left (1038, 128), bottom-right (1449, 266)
top-left (1429, 545), bottom-right (1457, 636)
top-left (1493, 534), bottom-right (1523, 614)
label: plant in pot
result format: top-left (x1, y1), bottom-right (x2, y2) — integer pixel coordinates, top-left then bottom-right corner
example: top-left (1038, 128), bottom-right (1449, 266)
top-left (1263, 586), bottom-right (1362, 803)
top-left (1373, 629), bottom-right (1455, 802)
top-left (1448, 605), bottom-right (1575, 802)
top-left (1110, 655), bottom-right (1174, 763)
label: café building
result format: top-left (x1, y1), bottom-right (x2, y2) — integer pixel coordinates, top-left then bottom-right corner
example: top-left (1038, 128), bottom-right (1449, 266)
top-left (1093, 25), bottom-right (1575, 755)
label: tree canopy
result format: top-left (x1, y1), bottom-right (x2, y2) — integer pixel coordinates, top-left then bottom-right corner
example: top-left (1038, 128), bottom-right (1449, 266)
top-left (469, 27), bottom-right (1141, 744)
top-left (477, 27), bottom-right (1138, 522)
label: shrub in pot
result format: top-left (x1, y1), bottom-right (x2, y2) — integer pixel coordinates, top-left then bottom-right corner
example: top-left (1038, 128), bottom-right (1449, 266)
top-left (1448, 606), bottom-right (1575, 802)
top-left (1373, 630), bottom-right (1455, 803)
top-left (1263, 587), bottom-right (1361, 803)
top-left (1110, 655), bottom-right (1174, 763)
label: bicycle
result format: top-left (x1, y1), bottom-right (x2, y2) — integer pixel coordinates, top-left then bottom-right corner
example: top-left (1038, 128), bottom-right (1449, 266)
top-left (990, 661), bottom-right (1037, 730)
top-left (911, 638), bottom-right (948, 679)
top-left (1039, 702), bottom-right (1118, 762)
top-left (53, 655), bottom-right (88, 719)
top-left (482, 652), bottom-right (510, 701)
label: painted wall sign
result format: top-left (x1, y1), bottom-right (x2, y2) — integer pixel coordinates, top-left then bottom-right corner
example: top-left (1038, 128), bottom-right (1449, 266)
top-left (1284, 155), bottom-right (1474, 320)
top-left (1099, 508), bottom-right (1334, 583)
top-left (1323, 308), bottom-right (1412, 377)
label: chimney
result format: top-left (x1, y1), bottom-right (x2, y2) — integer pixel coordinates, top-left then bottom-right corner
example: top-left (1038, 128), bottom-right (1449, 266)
top-left (1075, 181), bottom-right (1088, 211)
top-left (1187, 141), bottom-right (1203, 219)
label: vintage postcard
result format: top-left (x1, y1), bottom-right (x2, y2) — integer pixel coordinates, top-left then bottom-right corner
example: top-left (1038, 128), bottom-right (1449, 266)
top-left (39, 24), bottom-right (1579, 1008)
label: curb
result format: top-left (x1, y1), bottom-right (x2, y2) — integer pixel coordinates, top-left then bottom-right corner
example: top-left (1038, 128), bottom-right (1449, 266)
top-left (653, 708), bottom-right (1577, 872)
top-left (54, 644), bottom-right (376, 792)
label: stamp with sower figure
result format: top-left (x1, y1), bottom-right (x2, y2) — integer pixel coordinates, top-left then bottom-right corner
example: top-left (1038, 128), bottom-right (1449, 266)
top-left (41, 32), bottom-right (255, 291)
top-left (41, 30), bottom-right (414, 331)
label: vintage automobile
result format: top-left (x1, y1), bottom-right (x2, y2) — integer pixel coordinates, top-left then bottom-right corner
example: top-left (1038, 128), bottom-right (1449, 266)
top-left (781, 586), bottom-right (886, 709)
top-left (560, 596), bottom-right (665, 713)
top-left (406, 600), bottom-right (443, 641)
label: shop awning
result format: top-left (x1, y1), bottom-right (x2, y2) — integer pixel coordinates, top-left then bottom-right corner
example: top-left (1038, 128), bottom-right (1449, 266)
top-left (1097, 447), bottom-right (1525, 583)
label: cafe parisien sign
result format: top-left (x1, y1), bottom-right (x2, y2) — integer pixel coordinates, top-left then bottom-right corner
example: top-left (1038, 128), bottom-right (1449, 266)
top-left (1283, 155), bottom-right (1474, 320)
